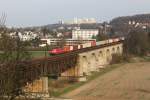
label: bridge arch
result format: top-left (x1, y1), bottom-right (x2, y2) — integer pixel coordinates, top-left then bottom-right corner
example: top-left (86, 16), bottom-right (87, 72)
top-left (112, 47), bottom-right (115, 53)
top-left (98, 50), bottom-right (105, 68)
top-left (117, 46), bottom-right (120, 53)
top-left (106, 49), bottom-right (111, 63)
top-left (90, 53), bottom-right (98, 71)
top-left (82, 56), bottom-right (90, 75)
top-left (99, 51), bottom-right (103, 57)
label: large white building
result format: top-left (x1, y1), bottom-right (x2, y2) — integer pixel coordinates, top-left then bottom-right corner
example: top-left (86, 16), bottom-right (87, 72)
top-left (64, 18), bottom-right (97, 24)
top-left (72, 29), bottom-right (99, 39)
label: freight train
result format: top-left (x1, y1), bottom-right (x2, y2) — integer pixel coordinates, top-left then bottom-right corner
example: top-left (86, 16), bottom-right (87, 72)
top-left (49, 37), bottom-right (124, 55)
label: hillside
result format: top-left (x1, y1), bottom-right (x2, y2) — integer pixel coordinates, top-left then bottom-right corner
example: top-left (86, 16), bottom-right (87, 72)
top-left (110, 14), bottom-right (150, 34)
top-left (62, 62), bottom-right (150, 100)
top-left (111, 14), bottom-right (150, 24)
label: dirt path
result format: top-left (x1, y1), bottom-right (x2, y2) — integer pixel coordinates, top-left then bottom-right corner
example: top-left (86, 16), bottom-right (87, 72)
top-left (62, 62), bottom-right (150, 100)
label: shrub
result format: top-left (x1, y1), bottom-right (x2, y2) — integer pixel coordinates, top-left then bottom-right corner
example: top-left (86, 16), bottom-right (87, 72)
top-left (111, 54), bottom-right (130, 64)
top-left (124, 29), bottom-right (149, 56)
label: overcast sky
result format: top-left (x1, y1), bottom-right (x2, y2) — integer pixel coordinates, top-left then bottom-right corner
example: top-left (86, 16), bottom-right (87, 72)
top-left (0, 0), bottom-right (150, 27)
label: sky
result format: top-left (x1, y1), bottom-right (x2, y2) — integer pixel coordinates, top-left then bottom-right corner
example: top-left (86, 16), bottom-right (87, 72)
top-left (0, 0), bottom-right (150, 27)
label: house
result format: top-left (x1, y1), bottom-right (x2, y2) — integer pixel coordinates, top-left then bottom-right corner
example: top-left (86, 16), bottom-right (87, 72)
top-left (10, 31), bottom-right (38, 41)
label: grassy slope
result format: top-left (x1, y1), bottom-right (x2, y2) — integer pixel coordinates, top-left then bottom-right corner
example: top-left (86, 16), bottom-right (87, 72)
top-left (49, 63), bottom-right (124, 97)
top-left (50, 56), bottom-right (150, 97)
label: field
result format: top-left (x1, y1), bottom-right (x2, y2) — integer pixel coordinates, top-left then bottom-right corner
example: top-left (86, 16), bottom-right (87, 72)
top-left (29, 51), bottom-right (50, 58)
top-left (62, 62), bottom-right (150, 100)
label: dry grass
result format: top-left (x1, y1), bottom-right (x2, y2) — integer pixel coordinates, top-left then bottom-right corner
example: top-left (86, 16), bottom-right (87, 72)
top-left (62, 62), bottom-right (150, 100)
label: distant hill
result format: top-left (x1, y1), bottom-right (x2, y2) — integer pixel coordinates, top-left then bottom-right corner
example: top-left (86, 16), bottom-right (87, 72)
top-left (110, 14), bottom-right (150, 34)
top-left (111, 14), bottom-right (150, 24)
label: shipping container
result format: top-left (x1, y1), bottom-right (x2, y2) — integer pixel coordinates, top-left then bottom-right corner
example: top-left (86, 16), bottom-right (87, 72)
top-left (78, 45), bottom-right (81, 49)
top-left (70, 46), bottom-right (74, 51)
top-left (73, 45), bottom-right (78, 50)
top-left (91, 41), bottom-right (96, 46)
top-left (78, 45), bottom-right (83, 49)
top-left (96, 40), bottom-right (108, 46)
top-left (120, 37), bottom-right (125, 41)
top-left (108, 39), bottom-right (113, 43)
top-left (82, 42), bottom-right (92, 48)
top-left (112, 38), bottom-right (119, 42)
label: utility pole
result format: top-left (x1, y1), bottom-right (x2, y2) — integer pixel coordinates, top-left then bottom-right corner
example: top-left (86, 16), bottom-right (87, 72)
top-left (103, 22), bottom-right (107, 35)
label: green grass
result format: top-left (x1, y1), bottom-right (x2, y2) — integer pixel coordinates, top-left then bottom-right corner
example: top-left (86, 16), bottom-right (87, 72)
top-left (49, 63), bottom-right (124, 97)
top-left (0, 51), bottom-right (50, 59)
top-left (29, 51), bottom-right (50, 58)
top-left (51, 82), bottom-right (85, 97)
top-left (143, 56), bottom-right (150, 61)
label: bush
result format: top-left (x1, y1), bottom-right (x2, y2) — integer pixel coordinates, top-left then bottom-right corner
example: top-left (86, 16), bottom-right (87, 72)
top-left (111, 54), bottom-right (130, 64)
top-left (124, 29), bottom-right (149, 56)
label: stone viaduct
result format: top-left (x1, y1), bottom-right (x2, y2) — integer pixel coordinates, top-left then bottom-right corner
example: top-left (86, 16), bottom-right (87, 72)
top-left (61, 42), bottom-right (123, 81)
top-left (24, 41), bottom-right (123, 98)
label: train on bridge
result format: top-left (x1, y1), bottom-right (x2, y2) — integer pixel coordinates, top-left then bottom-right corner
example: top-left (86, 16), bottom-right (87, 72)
top-left (21, 37), bottom-right (124, 97)
top-left (49, 37), bottom-right (124, 55)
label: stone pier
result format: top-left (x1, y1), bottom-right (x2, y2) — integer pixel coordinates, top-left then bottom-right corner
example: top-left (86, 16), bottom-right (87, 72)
top-left (24, 77), bottom-right (49, 98)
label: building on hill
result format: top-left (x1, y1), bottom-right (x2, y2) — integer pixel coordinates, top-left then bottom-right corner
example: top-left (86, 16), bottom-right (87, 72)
top-left (64, 18), bottom-right (97, 24)
top-left (72, 28), bottom-right (99, 39)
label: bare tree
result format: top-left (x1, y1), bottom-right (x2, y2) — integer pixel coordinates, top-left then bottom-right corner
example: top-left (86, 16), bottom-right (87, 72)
top-left (41, 27), bottom-right (50, 37)
top-left (0, 12), bottom-right (7, 28)
top-left (0, 29), bottom-right (32, 100)
top-left (124, 28), bottom-right (149, 56)
top-left (57, 36), bottom-right (66, 48)
top-left (0, 13), bottom-right (46, 100)
top-left (0, 21), bottom-right (43, 99)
